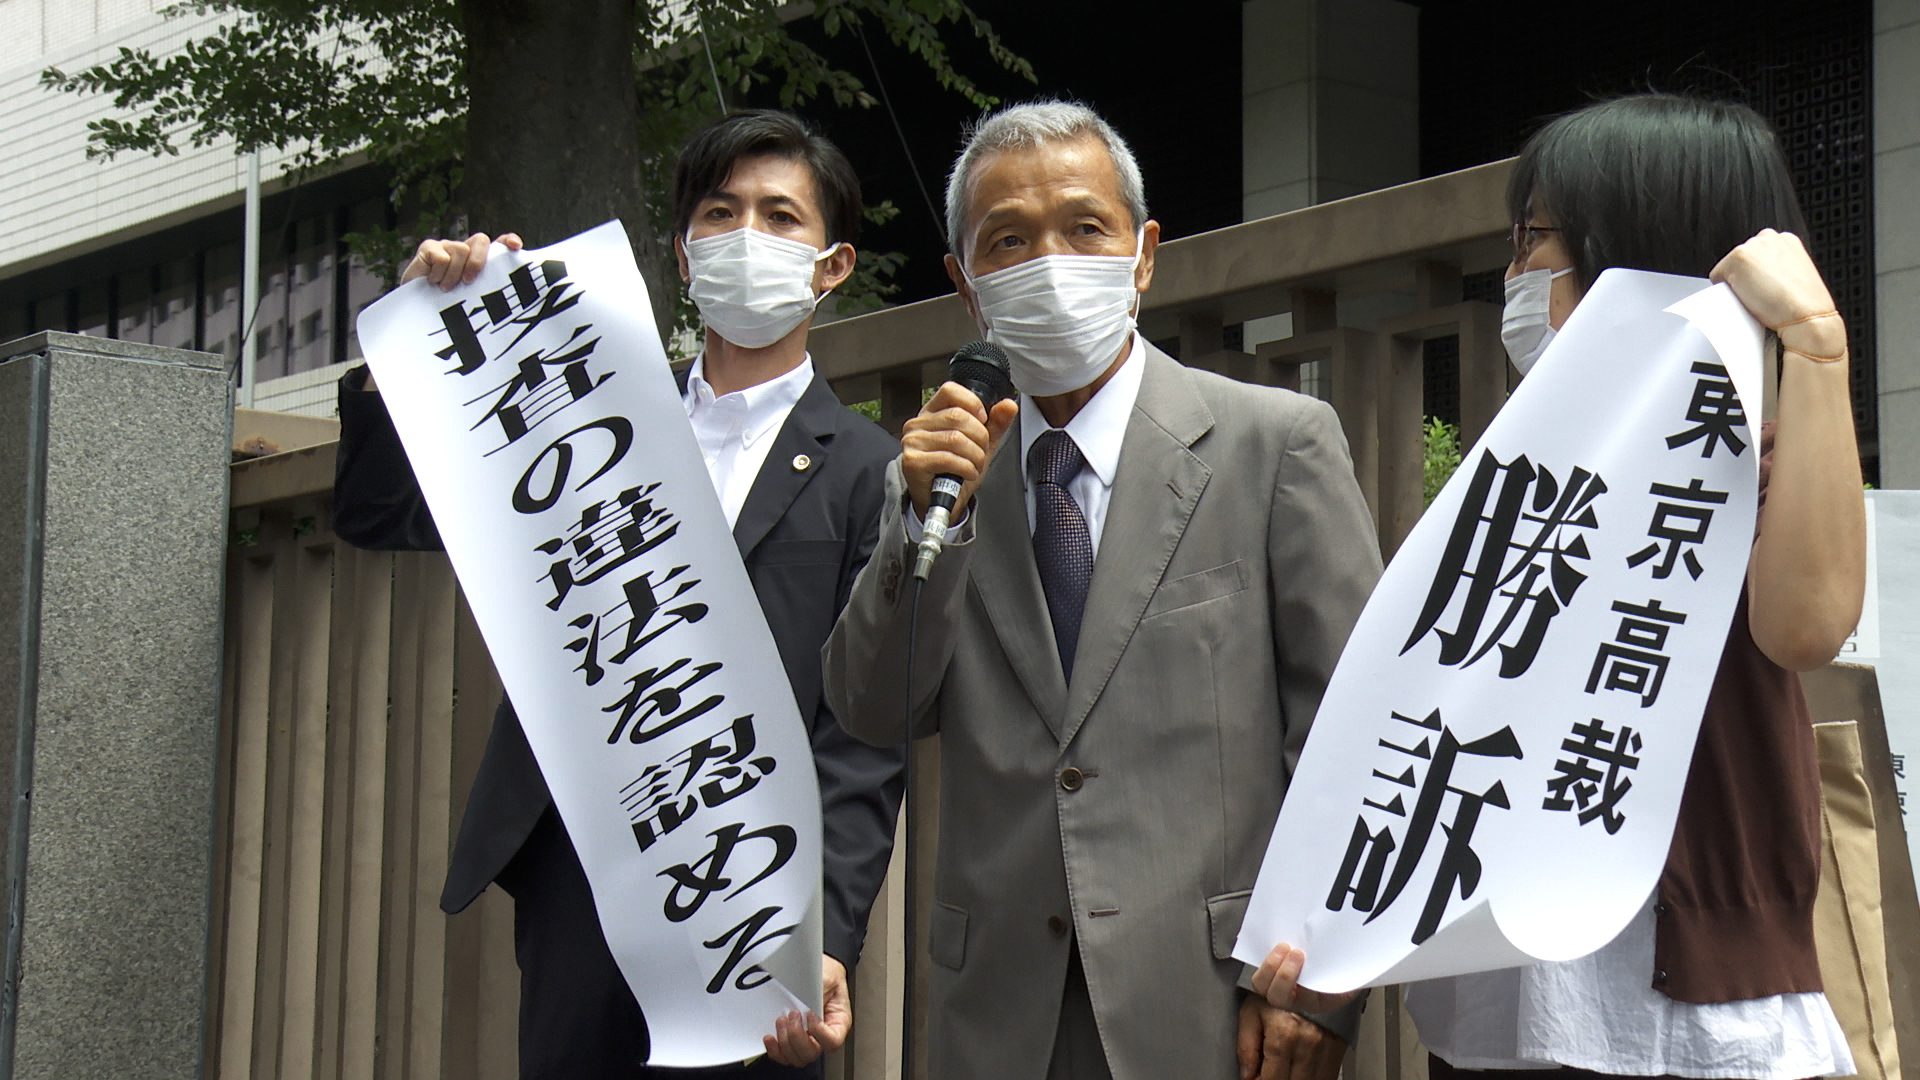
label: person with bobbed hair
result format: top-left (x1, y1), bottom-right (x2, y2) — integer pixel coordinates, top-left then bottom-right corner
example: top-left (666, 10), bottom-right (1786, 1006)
top-left (1252, 93), bottom-right (1867, 1080)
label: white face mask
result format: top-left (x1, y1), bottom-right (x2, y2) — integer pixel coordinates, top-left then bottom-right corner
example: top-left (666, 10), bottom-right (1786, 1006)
top-left (1501, 266), bottom-right (1574, 375)
top-left (685, 227), bottom-right (843, 349)
top-left (964, 233), bottom-right (1144, 397)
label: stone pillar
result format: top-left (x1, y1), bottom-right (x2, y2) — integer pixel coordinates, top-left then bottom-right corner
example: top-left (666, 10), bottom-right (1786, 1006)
top-left (1877, 0), bottom-right (1920, 487)
top-left (0, 332), bottom-right (229, 1079)
top-left (1242, 0), bottom-right (1420, 349)
top-left (1241, 0), bottom-right (1420, 220)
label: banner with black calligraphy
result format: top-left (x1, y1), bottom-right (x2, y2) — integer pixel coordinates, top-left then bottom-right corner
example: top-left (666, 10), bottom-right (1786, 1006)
top-left (1234, 270), bottom-right (1765, 991)
top-left (355, 221), bottom-right (821, 1065)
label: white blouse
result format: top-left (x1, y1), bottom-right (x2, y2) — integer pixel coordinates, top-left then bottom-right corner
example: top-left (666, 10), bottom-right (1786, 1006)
top-left (1405, 895), bottom-right (1854, 1079)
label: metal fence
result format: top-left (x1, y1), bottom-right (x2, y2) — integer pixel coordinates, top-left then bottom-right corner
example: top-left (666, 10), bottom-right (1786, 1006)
top-left (209, 160), bottom-right (1522, 1079)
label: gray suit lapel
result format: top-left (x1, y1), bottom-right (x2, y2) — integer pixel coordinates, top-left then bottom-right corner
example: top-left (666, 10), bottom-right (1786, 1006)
top-left (1058, 346), bottom-right (1215, 749)
top-left (970, 435), bottom-right (1070, 732)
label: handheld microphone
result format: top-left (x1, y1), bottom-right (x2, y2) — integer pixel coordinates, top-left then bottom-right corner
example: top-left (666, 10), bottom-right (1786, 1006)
top-left (912, 341), bottom-right (1015, 581)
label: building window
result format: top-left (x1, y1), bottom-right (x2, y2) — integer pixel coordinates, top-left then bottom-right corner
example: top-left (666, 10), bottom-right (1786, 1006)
top-left (115, 269), bottom-right (152, 343)
top-left (342, 197), bottom-right (389, 363)
top-left (27, 293), bottom-right (68, 335)
top-left (203, 243), bottom-right (242, 371)
top-left (288, 213), bottom-right (335, 376)
top-left (76, 283), bottom-right (109, 339)
top-left (255, 237), bottom-right (291, 381)
top-left (152, 257), bottom-right (196, 352)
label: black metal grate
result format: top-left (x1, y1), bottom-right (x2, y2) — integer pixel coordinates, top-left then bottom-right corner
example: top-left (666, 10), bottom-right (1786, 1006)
top-left (1423, 269), bottom-right (1509, 430)
top-left (1417, 0), bottom-right (1878, 479)
top-left (1773, 38), bottom-right (1877, 455)
top-left (1424, 338), bottom-right (1461, 429)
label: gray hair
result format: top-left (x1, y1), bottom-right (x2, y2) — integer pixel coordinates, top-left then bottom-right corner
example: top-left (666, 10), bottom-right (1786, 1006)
top-left (943, 100), bottom-right (1149, 264)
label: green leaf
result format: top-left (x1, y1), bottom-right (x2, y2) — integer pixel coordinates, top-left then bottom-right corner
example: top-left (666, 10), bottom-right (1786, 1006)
top-left (46, 0), bottom-right (1028, 287)
top-left (1422, 417), bottom-right (1462, 508)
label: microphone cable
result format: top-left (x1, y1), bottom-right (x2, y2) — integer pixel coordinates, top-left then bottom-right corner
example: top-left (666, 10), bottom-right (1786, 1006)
top-left (900, 573), bottom-right (923, 1080)
top-left (892, 342), bottom-right (1008, 1079)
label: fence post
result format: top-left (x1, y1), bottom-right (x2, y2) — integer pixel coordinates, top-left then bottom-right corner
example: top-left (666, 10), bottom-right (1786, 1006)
top-left (0, 332), bottom-right (230, 1079)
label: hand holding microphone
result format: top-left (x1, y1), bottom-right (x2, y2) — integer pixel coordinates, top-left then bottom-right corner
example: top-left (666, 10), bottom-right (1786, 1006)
top-left (901, 342), bottom-right (1018, 580)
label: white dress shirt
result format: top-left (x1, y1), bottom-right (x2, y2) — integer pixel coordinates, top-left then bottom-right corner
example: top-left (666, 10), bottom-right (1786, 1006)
top-left (1013, 331), bottom-right (1145, 556)
top-left (1405, 894), bottom-right (1854, 1079)
top-left (682, 354), bottom-right (815, 528)
top-left (907, 332), bottom-right (1146, 555)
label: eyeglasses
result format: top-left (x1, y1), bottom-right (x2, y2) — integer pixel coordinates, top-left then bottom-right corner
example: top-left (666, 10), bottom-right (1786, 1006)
top-left (1510, 223), bottom-right (1560, 261)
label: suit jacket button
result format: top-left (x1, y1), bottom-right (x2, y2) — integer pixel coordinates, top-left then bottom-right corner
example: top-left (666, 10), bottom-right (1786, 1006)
top-left (1047, 913), bottom-right (1068, 936)
top-left (1652, 969), bottom-right (1669, 987)
top-left (1059, 767), bottom-right (1085, 792)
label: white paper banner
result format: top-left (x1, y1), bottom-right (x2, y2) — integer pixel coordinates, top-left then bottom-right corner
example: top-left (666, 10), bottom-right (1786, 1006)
top-left (1235, 270), bottom-right (1764, 991)
top-left (356, 221), bottom-right (820, 1065)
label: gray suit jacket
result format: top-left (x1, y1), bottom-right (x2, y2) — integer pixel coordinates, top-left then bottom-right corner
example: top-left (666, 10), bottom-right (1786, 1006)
top-left (822, 344), bottom-right (1382, 1080)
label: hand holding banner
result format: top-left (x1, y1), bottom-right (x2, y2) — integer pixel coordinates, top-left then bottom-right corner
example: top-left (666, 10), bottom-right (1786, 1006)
top-left (355, 221), bottom-right (821, 1065)
top-left (1235, 270), bottom-right (1766, 992)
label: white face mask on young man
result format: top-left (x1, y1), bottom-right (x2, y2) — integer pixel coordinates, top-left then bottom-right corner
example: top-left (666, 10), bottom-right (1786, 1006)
top-left (964, 232), bottom-right (1145, 397)
top-left (1500, 265), bottom-right (1575, 375)
top-left (684, 227), bottom-right (844, 349)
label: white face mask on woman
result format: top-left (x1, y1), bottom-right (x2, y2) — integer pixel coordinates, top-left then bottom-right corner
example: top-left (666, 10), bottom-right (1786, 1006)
top-left (685, 227), bottom-right (843, 349)
top-left (964, 233), bottom-right (1144, 397)
top-left (1501, 265), bottom-right (1575, 375)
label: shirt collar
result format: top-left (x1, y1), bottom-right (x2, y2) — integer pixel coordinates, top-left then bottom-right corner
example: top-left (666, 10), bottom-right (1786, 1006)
top-left (683, 354), bottom-right (817, 448)
top-left (1018, 331), bottom-right (1146, 488)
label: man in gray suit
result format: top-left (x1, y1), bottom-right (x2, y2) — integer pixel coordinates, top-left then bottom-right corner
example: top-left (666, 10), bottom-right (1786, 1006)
top-left (822, 101), bottom-right (1381, 1080)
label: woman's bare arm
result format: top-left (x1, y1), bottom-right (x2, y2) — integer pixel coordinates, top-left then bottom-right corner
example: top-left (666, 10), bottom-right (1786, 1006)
top-left (1711, 230), bottom-right (1866, 671)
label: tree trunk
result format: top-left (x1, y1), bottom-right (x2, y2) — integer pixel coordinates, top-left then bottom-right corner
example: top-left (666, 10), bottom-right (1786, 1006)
top-left (459, 0), bottom-right (676, 339)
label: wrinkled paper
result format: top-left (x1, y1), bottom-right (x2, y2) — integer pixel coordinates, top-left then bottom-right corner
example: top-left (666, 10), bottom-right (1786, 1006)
top-left (1235, 270), bottom-right (1764, 991)
top-left (357, 221), bottom-right (820, 1064)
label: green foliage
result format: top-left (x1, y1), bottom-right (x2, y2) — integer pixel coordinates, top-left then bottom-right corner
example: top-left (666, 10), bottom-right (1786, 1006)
top-left (1422, 416), bottom-right (1461, 507)
top-left (44, 0), bottom-right (1032, 293)
top-left (44, 1), bottom-right (464, 283)
top-left (842, 380), bottom-right (935, 425)
top-left (829, 201), bottom-right (907, 317)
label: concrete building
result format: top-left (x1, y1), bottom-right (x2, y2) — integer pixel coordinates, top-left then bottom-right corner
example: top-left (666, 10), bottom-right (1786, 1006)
top-left (0, 0), bottom-right (1911, 482)
top-left (0, 1), bottom-right (384, 416)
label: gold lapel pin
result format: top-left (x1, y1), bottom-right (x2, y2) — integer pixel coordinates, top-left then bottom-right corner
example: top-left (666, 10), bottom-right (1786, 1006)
top-left (791, 454), bottom-right (812, 472)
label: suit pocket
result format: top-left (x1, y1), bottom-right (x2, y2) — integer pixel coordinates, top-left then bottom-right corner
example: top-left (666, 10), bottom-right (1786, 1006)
top-left (1206, 889), bottom-right (1253, 960)
top-left (929, 901), bottom-right (969, 970)
top-left (1144, 560), bottom-right (1248, 620)
top-left (752, 539), bottom-right (843, 566)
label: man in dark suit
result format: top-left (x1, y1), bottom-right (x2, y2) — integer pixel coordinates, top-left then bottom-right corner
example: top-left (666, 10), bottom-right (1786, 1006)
top-left (333, 110), bottom-right (904, 1079)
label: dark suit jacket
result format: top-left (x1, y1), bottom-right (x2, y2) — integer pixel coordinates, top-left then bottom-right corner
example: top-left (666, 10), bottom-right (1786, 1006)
top-left (332, 362), bottom-right (905, 968)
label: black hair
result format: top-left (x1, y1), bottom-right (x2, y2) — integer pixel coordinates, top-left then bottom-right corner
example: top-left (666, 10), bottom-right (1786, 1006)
top-left (670, 109), bottom-right (863, 248)
top-left (1506, 93), bottom-right (1808, 288)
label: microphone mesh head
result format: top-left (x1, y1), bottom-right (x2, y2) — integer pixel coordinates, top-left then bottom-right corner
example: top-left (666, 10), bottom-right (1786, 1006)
top-left (949, 340), bottom-right (1014, 407)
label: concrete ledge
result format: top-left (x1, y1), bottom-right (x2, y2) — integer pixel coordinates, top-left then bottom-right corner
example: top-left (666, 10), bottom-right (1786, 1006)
top-left (807, 159), bottom-right (1513, 382)
top-left (230, 441), bottom-right (339, 508)
top-left (1, 331), bottom-right (223, 371)
top-left (232, 408), bottom-right (341, 456)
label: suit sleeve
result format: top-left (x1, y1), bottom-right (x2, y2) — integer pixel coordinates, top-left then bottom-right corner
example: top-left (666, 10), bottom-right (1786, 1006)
top-left (821, 457), bottom-right (973, 747)
top-left (814, 442), bottom-right (910, 970)
top-left (332, 364), bottom-right (446, 552)
top-left (1261, 398), bottom-right (1382, 1045)
top-left (1268, 398), bottom-right (1382, 775)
